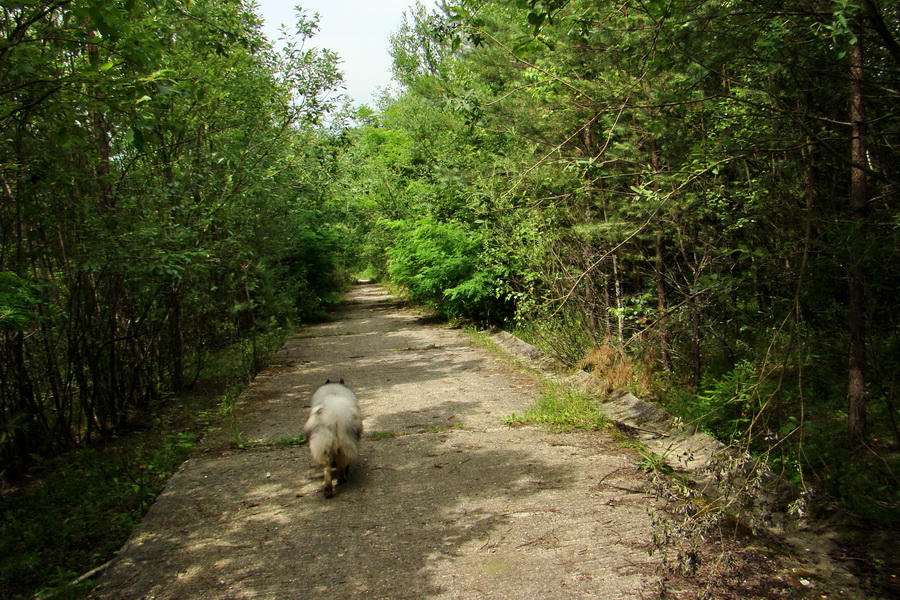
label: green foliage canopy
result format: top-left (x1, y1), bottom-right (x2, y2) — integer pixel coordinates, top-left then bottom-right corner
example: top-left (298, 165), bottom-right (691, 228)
top-left (0, 0), bottom-right (351, 467)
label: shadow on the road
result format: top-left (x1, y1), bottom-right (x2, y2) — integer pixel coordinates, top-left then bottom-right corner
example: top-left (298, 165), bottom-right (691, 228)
top-left (92, 411), bottom-right (575, 599)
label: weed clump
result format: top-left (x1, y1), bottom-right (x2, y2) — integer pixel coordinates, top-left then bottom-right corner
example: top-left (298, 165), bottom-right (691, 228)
top-left (503, 382), bottom-right (609, 432)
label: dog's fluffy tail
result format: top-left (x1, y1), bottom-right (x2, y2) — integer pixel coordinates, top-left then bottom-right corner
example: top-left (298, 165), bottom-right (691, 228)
top-left (305, 397), bottom-right (362, 467)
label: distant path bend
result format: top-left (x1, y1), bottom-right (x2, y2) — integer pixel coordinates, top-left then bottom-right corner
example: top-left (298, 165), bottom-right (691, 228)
top-left (91, 283), bottom-right (657, 599)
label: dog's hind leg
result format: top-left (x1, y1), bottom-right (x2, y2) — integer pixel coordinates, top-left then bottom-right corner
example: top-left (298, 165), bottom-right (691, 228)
top-left (338, 462), bottom-right (350, 483)
top-left (334, 449), bottom-right (350, 483)
top-left (322, 465), bottom-right (334, 498)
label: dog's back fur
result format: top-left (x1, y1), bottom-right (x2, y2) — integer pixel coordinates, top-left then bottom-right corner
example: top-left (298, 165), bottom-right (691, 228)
top-left (304, 380), bottom-right (362, 497)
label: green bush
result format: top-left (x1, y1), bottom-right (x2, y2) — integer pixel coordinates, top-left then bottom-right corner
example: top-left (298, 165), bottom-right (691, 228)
top-left (387, 218), bottom-right (511, 322)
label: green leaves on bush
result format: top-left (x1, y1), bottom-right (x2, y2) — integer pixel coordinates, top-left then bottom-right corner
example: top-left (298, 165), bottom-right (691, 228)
top-left (387, 218), bottom-right (511, 322)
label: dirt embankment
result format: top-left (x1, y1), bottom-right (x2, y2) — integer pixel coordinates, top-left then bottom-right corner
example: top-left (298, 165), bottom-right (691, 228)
top-left (89, 284), bottom-right (829, 599)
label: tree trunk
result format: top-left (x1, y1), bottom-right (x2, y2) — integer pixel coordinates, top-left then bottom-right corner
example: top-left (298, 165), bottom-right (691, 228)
top-left (847, 34), bottom-right (868, 441)
top-left (581, 121), bottom-right (600, 334)
top-left (690, 296), bottom-right (702, 388)
top-left (170, 289), bottom-right (185, 392)
top-left (647, 134), bottom-right (672, 371)
top-left (655, 234), bottom-right (671, 364)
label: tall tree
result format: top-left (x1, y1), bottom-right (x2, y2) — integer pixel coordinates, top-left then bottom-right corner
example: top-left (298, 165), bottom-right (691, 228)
top-left (0, 0), bottom-right (348, 468)
top-left (343, 1), bottom-right (898, 524)
top-left (846, 29), bottom-right (868, 440)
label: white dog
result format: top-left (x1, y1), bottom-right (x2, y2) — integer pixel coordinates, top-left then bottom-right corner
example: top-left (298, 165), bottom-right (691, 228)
top-left (303, 379), bottom-right (362, 498)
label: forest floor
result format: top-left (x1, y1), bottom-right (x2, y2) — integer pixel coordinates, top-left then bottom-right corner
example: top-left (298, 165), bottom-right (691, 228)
top-left (89, 283), bottom-right (855, 600)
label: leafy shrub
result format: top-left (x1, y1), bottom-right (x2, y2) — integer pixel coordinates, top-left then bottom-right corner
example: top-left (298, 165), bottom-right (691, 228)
top-left (662, 361), bottom-right (773, 446)
top-left (387, 218), bottom-right (512, 322)
top-left (278, 225), bottom-right (349, 320)
top-left (512, 307), bottom-right (595, 367)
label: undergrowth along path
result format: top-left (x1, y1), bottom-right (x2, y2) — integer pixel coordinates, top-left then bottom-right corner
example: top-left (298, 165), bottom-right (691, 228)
top-left (90, 283), bottom-right (661, 599)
